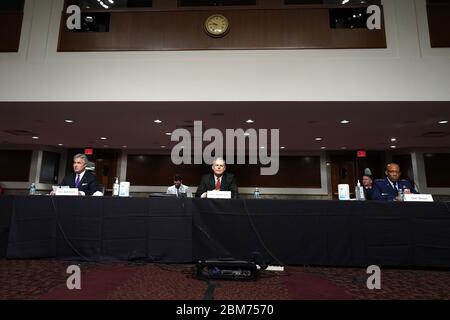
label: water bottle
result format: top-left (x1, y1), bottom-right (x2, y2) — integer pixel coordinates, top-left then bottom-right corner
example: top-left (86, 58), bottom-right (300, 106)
top-left (398, 187), bottom-right (404, 201)
top-left (29, 183), bottom-right (36, 195)
top-left (113, 177), bottom-right (120, 196)
top-left (253, 188), bottom-right (260, 199)
top-left (355, 180), bottom-right (365, 201)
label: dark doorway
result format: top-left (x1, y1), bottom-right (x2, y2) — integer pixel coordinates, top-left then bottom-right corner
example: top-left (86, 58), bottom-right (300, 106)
top-left (330, 151), bottom-right (385, 199)
top-left (330, 154), bottom-right (356, 199)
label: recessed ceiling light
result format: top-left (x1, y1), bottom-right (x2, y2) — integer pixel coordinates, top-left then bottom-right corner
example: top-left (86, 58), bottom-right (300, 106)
top-left (280, 146), bottom-right (285, 149)
top-left (341, 146), bottom-right (347, 149)
top-left (122, 145), bottom-right (127, 148)
top-left (64, 119), bottom-right (74, 123)
top-left (390, 145), bottom-right (397, 149)
top-left (154, 119), bottom-right (162, 124)
top-left (161, 145), bottom-right (166, 148)
top-left (244, 133), bottom-right (250, 136)
top-left (100, 137), bottom-right (107, 140)
top-left (103, 145), bottom-right (108, 148)
top-left (260, 146), bottom-right (265, 149)
top-left (246, 119), bottom-right (254, 124)
top-left (315, 137), bottom-right (323, 141)
top-left (321, 146), bottom-right (326, 149)
top-left (165, 132), bottom-right (172, 136)
top-left (390, 138), bottom-right (397, 142)
top-left (58, 143), bottom-right (63, 146)
top-left (340, 120), bottom-right (350, 124)
top-left (438, 120), bottom-right (448, 124)
top-left (32, 136), bottom-right (39, 139)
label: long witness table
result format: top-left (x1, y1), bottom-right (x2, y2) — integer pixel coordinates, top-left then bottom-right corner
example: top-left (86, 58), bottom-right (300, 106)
top-left (1, 195), bottom-right (449, 268)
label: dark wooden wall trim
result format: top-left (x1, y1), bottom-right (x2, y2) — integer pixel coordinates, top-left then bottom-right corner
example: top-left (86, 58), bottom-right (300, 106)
top-left (0, 150), bottom-right (32, 182)
top-left (0, 11), bottom-right (23, 52)
top-left (427, 2), bottom-right (450, 47)
top-left (126, 155), bottom-right (322, 188)
top-left (58, 7), bottom-right (386, 51)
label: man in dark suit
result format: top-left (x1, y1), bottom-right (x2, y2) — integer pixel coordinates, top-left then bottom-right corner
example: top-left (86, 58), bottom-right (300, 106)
top-left (58, 153), bottom-right (102, 196)
top-left (196, 157), bottom-right (239, 199)
top-left (372, 163), bottom-right (417, 201)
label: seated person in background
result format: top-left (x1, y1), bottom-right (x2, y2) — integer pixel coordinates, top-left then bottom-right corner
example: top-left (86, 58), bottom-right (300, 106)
top-left (362, 168), bottom-right (374, 200)
top-left (56, 153), bottom-right (103, 196)
top-left (167, 174), bottom-right (192, 198)
top-left (196, 157), bottom-right (239, 199)
top-left (372, 163), bottom-right (417, 201)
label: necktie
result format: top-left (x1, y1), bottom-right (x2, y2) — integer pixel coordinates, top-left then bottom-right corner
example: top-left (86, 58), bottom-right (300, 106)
top-left (176, 188), bottom-right (179, 197)
top-left (215, 177), bottom-right (221, 190)
top-left (393, 182), bottom-right (398, 193)
top-left (75, 174), bottom-right (80, 188)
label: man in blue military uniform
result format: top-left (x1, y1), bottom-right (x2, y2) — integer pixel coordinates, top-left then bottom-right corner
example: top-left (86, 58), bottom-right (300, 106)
top-left (372, 163), bottom-right (417, 201)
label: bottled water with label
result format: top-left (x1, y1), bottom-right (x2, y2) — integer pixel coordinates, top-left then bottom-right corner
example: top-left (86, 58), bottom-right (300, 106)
top-left (253, 188), bottom-right (260, 199)
top-left (29, 183), bottom-right (36, 195)
top-left (113, 177), bottom-right (120, 196)
top-left (355, 180), bottom-right (365, 200)
top-left (398, 188), bottom-right (404, 201)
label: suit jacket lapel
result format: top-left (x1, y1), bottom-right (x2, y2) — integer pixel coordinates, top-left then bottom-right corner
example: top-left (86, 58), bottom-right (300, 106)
top-left (210, 174), bottom-right (215, 190)
top-left (79, 171), bottom-right (89, 186)
top-left (71, 173), bottom-right (77, 188)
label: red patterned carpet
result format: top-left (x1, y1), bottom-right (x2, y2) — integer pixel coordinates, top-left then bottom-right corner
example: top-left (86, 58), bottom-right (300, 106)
top-left (0, 259), bottom-right (449, 300)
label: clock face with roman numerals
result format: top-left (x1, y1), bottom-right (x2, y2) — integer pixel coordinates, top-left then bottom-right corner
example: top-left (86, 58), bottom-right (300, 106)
top-left (205, 14), bottom-right (229, 37)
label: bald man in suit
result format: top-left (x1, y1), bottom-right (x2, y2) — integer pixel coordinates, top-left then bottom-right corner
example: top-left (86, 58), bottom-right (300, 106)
top-left (372, 163), bottom-right (417, 201)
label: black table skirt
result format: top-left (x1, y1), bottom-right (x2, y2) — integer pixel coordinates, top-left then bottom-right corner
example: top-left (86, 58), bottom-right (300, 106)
top-left (1, 195), bottom-right (449, 267)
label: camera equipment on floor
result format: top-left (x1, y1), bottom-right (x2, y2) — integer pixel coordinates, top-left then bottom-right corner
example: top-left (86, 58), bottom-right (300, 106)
top-left (196, 259), bottom-right (259, 281)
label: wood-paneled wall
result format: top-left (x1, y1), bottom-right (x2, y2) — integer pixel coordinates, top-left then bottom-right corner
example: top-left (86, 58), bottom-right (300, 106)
top-left (126, 155), bottom-right (321, 188)
top-left (427, 0), bottom-right (450, 47)
top-left (0, 150), bottom-right (32, 182)
top-left (0, 11), bottom-right (23, 52)
top-left (58, 7), bottom-right (386, 51)
top-left (424, 153), bottom-right (450, 188)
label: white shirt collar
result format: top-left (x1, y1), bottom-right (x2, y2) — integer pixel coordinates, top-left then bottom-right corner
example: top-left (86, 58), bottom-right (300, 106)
top-left (387, 178), bottom-right (398, 189)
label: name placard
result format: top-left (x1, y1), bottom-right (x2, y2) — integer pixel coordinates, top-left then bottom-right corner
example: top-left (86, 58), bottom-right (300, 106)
top-left (55, 188), bottom-right (79, 196)
top-left (119, 181), bottom-right (130, 197)
top-left (338, 184), bottom-right (350, 200)
top-left (207, 190), bottom-right (232, 199)
top-left (403, 194), bottom-right (434, 202)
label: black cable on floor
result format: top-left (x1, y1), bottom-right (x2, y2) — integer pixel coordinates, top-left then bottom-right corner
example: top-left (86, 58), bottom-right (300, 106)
top-left (203, 281), bottom-right (216, 300)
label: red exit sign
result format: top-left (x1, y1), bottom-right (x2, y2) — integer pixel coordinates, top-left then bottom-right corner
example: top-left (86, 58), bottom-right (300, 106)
top-left (357, 150), bottom-right (366, 158)
top-left (84, 148), bottom-right (94, 155)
